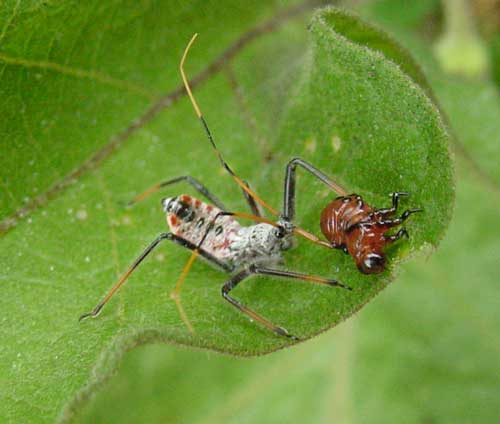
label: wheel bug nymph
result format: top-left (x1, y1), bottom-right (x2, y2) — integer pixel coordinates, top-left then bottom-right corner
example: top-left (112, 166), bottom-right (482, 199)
top-left (79, 34), bottom-right (420, 339)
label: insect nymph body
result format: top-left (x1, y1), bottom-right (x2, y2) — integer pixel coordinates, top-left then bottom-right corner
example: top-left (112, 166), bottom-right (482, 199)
top-left (163, 194), bottom-right (291, 268)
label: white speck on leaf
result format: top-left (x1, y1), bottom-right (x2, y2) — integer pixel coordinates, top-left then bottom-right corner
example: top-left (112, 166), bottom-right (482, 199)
top-left (331, 135), bottom-right (342, 152)
top-left (76, 210), bottom-right (88, 220)
top-left (319, 188), bottom-right (330, 198)
top-left (304, 137), bottom-right (316, 153)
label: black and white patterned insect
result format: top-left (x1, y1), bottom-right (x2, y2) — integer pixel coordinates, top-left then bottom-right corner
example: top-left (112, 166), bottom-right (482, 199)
top-left (79, 34), bottom-right (353, 340)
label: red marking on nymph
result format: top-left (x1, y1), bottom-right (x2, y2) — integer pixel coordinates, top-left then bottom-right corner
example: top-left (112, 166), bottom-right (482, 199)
top-left (206, 205), bottom-right (213, 212)
top-left (194, 199), bottom-right (201, 208)
top-left (169, 215), bottom-right (178, 226)
top-left (214, 237), bottom-right (232, 251)
top-left (181, 194), bottom-right (192, 203)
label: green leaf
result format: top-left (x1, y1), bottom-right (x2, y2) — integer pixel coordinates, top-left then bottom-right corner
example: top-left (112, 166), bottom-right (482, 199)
top-left (0, 4), bottom-right (453, 422)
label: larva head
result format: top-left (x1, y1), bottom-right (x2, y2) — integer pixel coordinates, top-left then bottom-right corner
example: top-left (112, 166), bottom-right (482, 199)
top-left (356, 251), bottom-right (386, 274)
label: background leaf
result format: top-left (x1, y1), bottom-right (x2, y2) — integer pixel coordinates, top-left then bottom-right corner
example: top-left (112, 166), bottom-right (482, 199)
top-left (0, 2), bottom-right (454, 423)
top-left (357, 0), bottom-right (500, 188)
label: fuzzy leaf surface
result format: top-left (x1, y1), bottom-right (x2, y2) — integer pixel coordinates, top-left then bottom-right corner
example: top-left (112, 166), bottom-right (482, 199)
top-left (0, 5), bottom-right (453, 423)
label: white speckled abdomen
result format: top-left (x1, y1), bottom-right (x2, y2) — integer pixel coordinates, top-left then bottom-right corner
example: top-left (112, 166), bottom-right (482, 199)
top-left (163, 194), bottom-right (292, 269)
top-left (165, 194), bottom-right (242, 262)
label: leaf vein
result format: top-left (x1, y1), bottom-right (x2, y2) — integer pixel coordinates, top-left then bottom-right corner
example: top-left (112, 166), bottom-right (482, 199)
top-left (0, 52), bottom-right (156, 99)
top-left (0, 0), bottom-right (22, 44)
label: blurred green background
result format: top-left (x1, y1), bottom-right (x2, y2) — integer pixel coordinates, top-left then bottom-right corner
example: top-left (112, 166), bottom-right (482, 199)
top-left (73, 1), bottom-right (500, 423)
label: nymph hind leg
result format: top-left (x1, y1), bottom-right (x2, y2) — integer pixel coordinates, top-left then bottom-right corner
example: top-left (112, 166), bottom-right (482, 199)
top-left (221, 264), bottom-right (350, 340)
top-left (167, 236), bottom-right (233, 333)
top-left (79, 232), bottom-right (230, 332)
